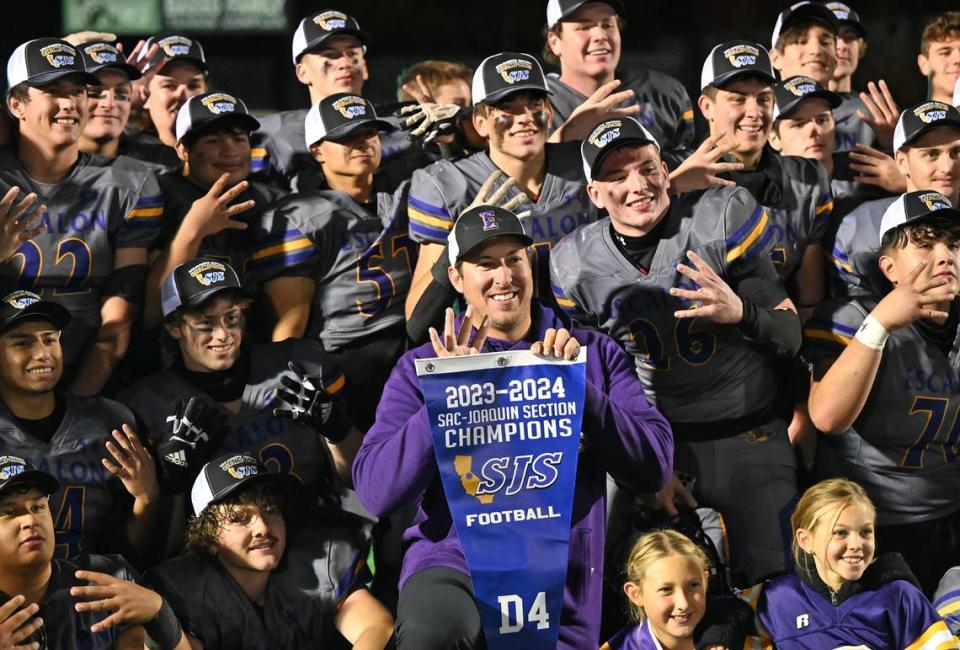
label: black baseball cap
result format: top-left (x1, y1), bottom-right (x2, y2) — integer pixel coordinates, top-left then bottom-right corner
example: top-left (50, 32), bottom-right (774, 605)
top-left (447, 205), bottom-right (534, 266)
top-left (291, 10), bottom-right (369, 64)
top-left (77, 41), bottom-right (141, 80)
top-left (304, 93), bottom-right (394, 147)
top-left (191, 453), bottom-right (297, 515)
top-left (700, 40), bottom-right (776, 90)
top-left (161, 258), bottom-right (250, 317)
top-left (581, 116), bottom-right (660, 183)
top-left (825, 2), bottom-right (867, 38)
top-left (0, 290), bottom-right (71, 334)
top-left (175, 91), bottom-right (261, 143)
top-left (545, 0), bottom-right (625, 28)
top-left (771, 2), bottom-right (840, 49)
top-left (879, 191), bottom-right (960, 241)
top-left (137, 34), bottom-right (207, 75)
top-left (0, 456), bottom-right (59, 498)
top-left (893, 101), bottom-right (960, 152)
top-left (472, 52), bottom-right (552, 105)
top-left (6, 38), bottom-right (100, 89)
top-left (773, 75), bottom-right (842, 120)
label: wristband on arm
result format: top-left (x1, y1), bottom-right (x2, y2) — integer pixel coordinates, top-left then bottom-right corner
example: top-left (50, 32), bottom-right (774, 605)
top-left (736, 298), bottom-right (802, 357)
top-left (854, 314), bottom-right (889, 351)
top-left (143, 598), bottom-right (183, 650)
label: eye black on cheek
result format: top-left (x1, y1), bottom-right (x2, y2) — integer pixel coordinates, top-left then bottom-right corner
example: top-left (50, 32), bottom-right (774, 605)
top-left (533, 111), bottom-right (550, 130)
top-left (493, 114), bottom-right (513, 136)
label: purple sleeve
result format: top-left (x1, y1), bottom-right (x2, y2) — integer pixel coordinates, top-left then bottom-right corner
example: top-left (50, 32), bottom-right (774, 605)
top-left (351, 351), bottom-right (438, 516)
top-left (581, 334), bottom-right (673, 492)
top-left (893, 581), bottom-right (955, 649)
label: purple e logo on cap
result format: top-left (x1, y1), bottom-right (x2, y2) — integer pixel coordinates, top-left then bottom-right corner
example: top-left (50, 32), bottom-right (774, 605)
top-left (479, 210), bottom-right (499, 231)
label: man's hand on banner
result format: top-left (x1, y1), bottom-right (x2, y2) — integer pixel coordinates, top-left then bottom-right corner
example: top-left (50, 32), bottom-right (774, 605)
top-left (429, 306), bottom-right (490, 357)
top-left (530, 328), bottom-right (581, 361)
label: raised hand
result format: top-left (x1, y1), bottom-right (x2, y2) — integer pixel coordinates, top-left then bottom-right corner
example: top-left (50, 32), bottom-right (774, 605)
top-left (0, 595), bottom-right (42, 650)
top-left (156, 397), bottom-right (229, 493)
top-left (551, 79), bottom-right (641, 142)
top-left (668, 134), bottom-right (745, 193)
top-left (466, 169), bottom-right (530, 214)
top-left (401, 74), bottom-right (436, 105)
top-left (71, 570), bottom-right (162, 633)
top-left (103, 423), bottom-right (158, 504)
top-left (530, 327), bottom-right (581, 361)
top-left (0, 187), bottom-right (46, 263)
top-left (429, 306), bottom-right (490, 357)
top-left (181, 174), bottom-right (254, 241)
top-left (871, 261), bottom-right (956, 331)
top-left (273, 362), bottom-right (347, 442)
top-left (123, 39), bottom-right (161, 111)
top-left (847, 144), bottom-right (907, 193)
top-left (857, 80), bottom-right (899, 152)
top-left (671, 250), bottom-right (744, 324)
top-left (400, 103), bottom-right (463, 143)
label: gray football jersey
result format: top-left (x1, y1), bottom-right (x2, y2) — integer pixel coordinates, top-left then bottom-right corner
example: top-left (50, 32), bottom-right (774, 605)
top-left (827, 195), bottom-right (895, 297)
top-left (734, 153), bottom-right (834, 284)
top-left (253, 108), bottom-right (414, 192)
top-left (147, 515), bottom-right (372, 650)
top-left (550, 187), bottom-right (786, 424)
top-left (833, 93), bottom-right (875, 152)
top-left (547, 69), bottom-right (695, 168)
top-left (408, 141), bottom-right (597, 293)
top-left (157, 172), bottom-right (286, 281)
top-left (0, 151), bottom-right (162, 370)
top-left (804, 299), bottom-right (960, 525)
top-left (118, 339), bottom-right (347, 502)
top-left (250, 179), bottom-right (412, 350)
top-left (0, 395), bottom-right (134, 557)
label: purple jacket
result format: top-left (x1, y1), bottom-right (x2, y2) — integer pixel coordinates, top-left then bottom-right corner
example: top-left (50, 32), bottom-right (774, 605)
top-left (353, 301), bottom-right (673, 648)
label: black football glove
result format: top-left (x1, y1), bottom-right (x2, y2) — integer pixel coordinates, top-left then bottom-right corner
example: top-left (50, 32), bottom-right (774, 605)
top-left (273, 362), bottom-right (349, 443)
top-left (156, 397), bottom-right (229, 494)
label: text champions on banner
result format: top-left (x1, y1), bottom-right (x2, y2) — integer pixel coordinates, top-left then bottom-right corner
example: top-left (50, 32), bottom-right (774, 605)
top-left (416, 349), bottom-right (587, 650)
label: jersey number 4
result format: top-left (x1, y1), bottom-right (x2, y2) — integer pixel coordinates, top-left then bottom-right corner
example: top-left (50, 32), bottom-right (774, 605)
top-left (12, 238), bottom-right (93, 295)
top-left (628, 318), bottom-right (717, 371)
top-left (901, 396), bottom-right (960, 469)
top-left (355, 234), bottom-right (417, 317)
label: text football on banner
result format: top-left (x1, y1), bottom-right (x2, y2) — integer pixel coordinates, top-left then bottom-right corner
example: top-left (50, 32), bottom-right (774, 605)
top-left (416, 349), bottom-right (587, 650)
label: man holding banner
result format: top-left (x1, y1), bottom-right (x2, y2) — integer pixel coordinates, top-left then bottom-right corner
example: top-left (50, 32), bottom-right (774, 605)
top-left (353, 204), bottom-right (673, 649)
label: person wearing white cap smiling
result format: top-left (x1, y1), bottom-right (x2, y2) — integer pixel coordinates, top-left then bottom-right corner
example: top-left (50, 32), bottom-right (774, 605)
top-left (551, 115), bottom-right (801, 585)
top-left (805, 190), bottom-right (960, 596)
top-left (404, 51), bottom-right (599, 342)
top-left (3, 37), bottom-right (165, 396)
top-left (145, 452), bottom-right (393, 649)
top-left (541, 0), bottom-right (695, 168)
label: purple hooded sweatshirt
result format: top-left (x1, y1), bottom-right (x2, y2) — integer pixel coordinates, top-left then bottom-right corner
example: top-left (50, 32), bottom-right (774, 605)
top-left (353, 301), bottom-right (674, 648)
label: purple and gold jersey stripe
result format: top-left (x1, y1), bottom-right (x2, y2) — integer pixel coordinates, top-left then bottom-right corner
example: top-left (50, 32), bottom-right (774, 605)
top-left (934, 586), bottom-right (960, 637)
top-left (814, 190), bottom-right (834, 226)
top-left (904, 619), bottom-right (957, 650)
top-left (126, 193), bottom-right (164, 227)
top-left (803, 319), bottom-right (855, 352)
top-left (726, 205), bottom-right (770, 263)
top-left (826, 245), bottom-right (855, 278)
top-left (249, 229), bottom-right (316, 274)
top-left (250, 147), bottom-right (269, 173)
top-left (408, 196), bottom-right (452, 241)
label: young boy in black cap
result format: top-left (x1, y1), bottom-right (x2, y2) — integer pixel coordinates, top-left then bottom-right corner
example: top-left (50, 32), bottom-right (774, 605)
top-left (146, 452), bottom-right (393, 649)
top-left (0, 290), bottom-right (160, 561)
top-left (0, 455), bottom-right (188, 649)
top-left (3, 37), bottom-right (164, 395)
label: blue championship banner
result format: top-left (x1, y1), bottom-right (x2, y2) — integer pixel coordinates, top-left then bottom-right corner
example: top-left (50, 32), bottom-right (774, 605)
top-left (415, 349), bottom-right (587, 650)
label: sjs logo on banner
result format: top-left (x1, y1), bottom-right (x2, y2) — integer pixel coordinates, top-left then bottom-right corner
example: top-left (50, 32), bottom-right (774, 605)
top-left (416, 349), bottom-right (586, 650)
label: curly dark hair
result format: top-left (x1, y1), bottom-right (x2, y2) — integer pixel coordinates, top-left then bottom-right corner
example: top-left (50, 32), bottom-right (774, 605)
top-left (184, 483), bottom-right (285, 554)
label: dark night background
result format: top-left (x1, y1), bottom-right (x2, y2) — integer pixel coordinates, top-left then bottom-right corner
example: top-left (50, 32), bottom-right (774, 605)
top-left (4, 0), bottom-right (958, 137)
